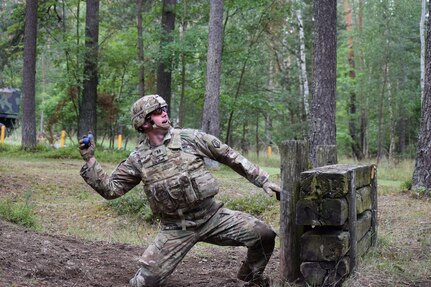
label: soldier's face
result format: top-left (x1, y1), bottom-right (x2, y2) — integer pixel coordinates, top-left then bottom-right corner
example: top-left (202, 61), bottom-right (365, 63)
top-left (151, 107), bottom-right (169, 126)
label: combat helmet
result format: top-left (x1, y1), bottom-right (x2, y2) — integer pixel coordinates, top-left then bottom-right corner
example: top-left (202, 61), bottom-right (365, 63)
top-left (131, 95), bottom-right (168, 131)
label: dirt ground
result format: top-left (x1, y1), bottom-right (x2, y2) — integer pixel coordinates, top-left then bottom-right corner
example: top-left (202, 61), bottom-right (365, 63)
top-left (1, 157), bottom-right (430, 287)
top-left (0, 158), bottom-right (283, 287)
top-left (0, 219), bottom-right (281, 287)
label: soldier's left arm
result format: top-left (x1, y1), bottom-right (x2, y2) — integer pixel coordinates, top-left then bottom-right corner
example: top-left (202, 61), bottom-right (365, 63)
top-left (190, 131), bottom-right (273, 188)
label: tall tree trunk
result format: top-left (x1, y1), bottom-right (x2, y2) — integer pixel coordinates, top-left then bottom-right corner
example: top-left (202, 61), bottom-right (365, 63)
top-left (357, 0), bottom-right (369, 158)
top-left (344, 0), bottom-right (364, 160)
top-left (255, 114), bottom-right (260, 159)
top-left (156, 0), bottom-right (176, 109)
top-left (40, 51), bottom-right (46, 134)
top-left (22, 0), bottom-right (38, 149)
top-left (309, 0), bottom-right (337, 167)
top-left (398, 72), bottom-right (407, 154)
top-left (413, 1), bottom-right (431, 193)
top-left (78, 0), bottom-right (99, 139)
top-left (377, 7), bottom-right (391, 164)
top-left (137, 0), bottom-right (145, 98)
top-left (241, 121), bottom-right (249, 154)
top-left (420, 0), bottom-right (426, 104)
top-left (296, 3), bottom-right (310, 120)
top-left (178, 0), bottom-right (187, 127)
top-left (377, 62), bottom-right (388, 164)
top-left (61, 0), bottom-right (79, 120)
top-left (265, 58), bottom-right (275, 146)
top-left (387, 67), bottom-right (396, 162)
top-left (202, 0), bottom-right (224, 138)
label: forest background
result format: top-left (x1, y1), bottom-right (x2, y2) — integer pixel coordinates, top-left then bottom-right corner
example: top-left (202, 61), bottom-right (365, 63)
top-left (1, 1), bottom-right (431, 285)
top-left (0, 0), bottom-right (424, 162)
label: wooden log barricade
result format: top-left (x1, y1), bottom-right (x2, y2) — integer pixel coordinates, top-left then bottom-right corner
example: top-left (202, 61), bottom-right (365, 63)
top-left (296, 164), bottom-right (378, 286)
top-left (279, 140), bottom-right (309, 282)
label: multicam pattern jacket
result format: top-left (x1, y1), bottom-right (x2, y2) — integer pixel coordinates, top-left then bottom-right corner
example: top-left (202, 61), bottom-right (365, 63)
top-left (81, 128), bottom-right (269, 227)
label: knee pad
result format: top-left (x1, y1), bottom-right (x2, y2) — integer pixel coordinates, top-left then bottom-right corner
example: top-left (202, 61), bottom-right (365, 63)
top-left (255, 221), bottom-right (276, 246)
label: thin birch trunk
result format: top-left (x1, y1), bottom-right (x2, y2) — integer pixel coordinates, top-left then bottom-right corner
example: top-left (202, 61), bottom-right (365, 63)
top-left (387, 66), bottom-right (396, 162)
top-left (296, 4), bottom-right (309, 119)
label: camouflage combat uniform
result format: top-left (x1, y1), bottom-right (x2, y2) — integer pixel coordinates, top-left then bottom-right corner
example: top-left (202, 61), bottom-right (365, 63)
top-left (81, 127), bottom-right (276, 287)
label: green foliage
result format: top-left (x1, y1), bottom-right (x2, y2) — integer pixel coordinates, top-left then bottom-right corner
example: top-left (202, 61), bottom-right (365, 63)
top-left (400, 179), bottom-right (412, 191)
top-left (217, 193), bottom-right (278, 216)
top-left (0, 191), bottom-right (38, 229)
top-left (0, 0), bottom-right (425, 159)
top-left (105, 189), bottom-right (155, 223)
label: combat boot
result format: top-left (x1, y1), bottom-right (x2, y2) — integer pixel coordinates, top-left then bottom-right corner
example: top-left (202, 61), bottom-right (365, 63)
top-left (241, 276), bottom-right (271, 287)
top-left (238, 262), bottom-right (271, 287)
top-left (129, 270), bottom-right (146, 287)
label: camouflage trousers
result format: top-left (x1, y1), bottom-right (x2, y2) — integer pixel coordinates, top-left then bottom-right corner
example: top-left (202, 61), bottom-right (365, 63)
top-left (129, 208), bottom-right (276, 287)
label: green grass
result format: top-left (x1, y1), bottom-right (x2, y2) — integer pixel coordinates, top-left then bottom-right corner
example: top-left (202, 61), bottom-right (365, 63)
top-left (0, 198), bottom-right (39, 229)
top-left (105, 188), bottom-right (155, 223)
top-left (375, 159), bottom-right (414, 182)
top-left (218, 192), bottom-right (278, 216)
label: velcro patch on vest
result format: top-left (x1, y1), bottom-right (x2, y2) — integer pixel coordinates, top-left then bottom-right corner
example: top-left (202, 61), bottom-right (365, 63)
top-left (152, 145), bottom-right (168, 165)
top-left (212, 139), bottom-right (221, 148)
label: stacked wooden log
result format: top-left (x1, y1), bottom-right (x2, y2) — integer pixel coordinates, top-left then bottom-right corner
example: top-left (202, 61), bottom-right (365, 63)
top-left (296, 164), bottom-right (377, 286)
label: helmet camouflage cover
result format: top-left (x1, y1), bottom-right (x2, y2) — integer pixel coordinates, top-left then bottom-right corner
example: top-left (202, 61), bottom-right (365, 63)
top-left (131, 95), bottom-right (167, 130)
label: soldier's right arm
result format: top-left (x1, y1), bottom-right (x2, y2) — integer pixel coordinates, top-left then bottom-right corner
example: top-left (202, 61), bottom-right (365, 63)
top-left (80, 152), bottom-right (141, 200)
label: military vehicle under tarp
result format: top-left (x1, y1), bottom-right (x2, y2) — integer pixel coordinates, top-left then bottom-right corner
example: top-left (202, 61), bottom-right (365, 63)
top-left (0, 88), bottom-right (21, 134)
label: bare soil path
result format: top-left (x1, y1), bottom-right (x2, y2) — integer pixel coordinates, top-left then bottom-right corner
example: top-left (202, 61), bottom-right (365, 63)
top-left (0, 158), bottom-right (281, 287)
top-left (0, 219), bottom-right (280, 287)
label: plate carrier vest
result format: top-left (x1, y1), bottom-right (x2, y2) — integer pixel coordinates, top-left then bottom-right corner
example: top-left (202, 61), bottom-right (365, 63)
top-left (140, 129), bottom-right (219, 218)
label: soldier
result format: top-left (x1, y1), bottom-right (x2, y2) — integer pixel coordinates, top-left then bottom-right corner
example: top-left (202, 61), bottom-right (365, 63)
top-left (79, 95), bottom-right (281, 287)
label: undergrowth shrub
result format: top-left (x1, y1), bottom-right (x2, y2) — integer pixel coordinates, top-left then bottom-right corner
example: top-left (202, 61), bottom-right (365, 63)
top-left (400, 179), bottom-right (412, 191)
top-left (105, 189), bottom-right (155, 223)
top-left (217, 193), bottom-right (278, 216)
top-left (0, 197), bottom-right (38, 229)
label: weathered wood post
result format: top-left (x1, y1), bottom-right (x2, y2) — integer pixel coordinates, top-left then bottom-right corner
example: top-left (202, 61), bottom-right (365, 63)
top-left (370, 164), bottom-right (378, 247)
top-left (348, 170), bottom-right (357, 272)
top-left (279, 140), bottom-right (309, 282)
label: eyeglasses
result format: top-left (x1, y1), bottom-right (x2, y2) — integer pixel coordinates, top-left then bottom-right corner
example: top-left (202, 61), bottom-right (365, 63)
top-left (146, 106), bottom-right (168, 120)
top-left (152, 106), bottom-right (168, 115)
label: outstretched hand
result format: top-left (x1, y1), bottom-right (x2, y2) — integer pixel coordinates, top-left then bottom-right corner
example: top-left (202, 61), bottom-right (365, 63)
top-left (79, 134), bottom-right (95, 162)
top-left (262, 181), bottom-right (281, 198)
